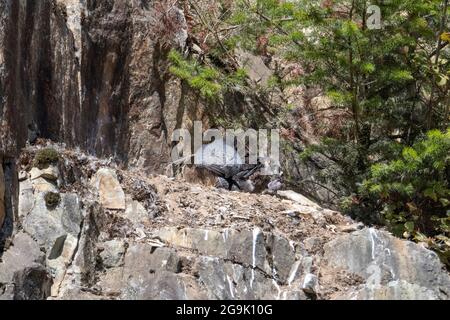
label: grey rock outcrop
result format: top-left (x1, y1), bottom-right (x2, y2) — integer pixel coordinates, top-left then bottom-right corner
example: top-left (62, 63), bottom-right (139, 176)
top-left (92, 168), bottom-right (126, 210)
top-left (119, 245), bottom-right (200, 300)
top-left (0, 232), bottom-right (52, 300)
top-left (22, 192), bottom-right (82, 260)
top-left (1, 142), bottom-right (450, 301)
top-left (322, 228), bottom-right (450, 300)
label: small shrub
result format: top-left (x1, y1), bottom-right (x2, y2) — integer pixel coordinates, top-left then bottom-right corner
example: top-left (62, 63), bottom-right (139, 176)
top-left (44, 192), bottom-right (61, 209)
top-left (34, 148), bottom-right (59, 169)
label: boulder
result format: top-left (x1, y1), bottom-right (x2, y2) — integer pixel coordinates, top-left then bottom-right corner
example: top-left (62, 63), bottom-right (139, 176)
top-left (302, 273), bottom-right (319, 294)
top-left (277, 190), bottom-right (319, 208)
top-left (21, 192), bottom-right (82, 297)
top-left (22, 193), bottom-right (82, 258)
top-left (30, 166), bottom-right (59, 181)
top-left (121, 245), bottom-right (203, 300)
top-left (0, 232), bottom-right (51, 300)
top-left (124, 195), bottom-right (151, 225)
top-left (32, 178), bottom-right (58, 193)
top-left (323, 228), bottom-right (450, 300)
top-left (156, 227), bottom-right (272, 274)
top-left (227, 228), bottom-right (269, 273)
top-left (0, 233), bottom-right (45, 283)
top-left (30, 169), bottom-right (58, 194)
top-left (236, 49), bottom-right (272, 86)
top-left (47, 234), bottom-right (79, 297)
top-left (57, 204), bottom-right (102, 297)
top-left (18, 171), bottom-right (28, 181)
top-left (156, 227), bottom-right (229, 258)
top-left (196, 257), bottom-right (239, 300)
top-left (195, 256), bottom-right (280, 300)
top-left (121, 270), bottom-right (204, 300)
top-left (92, 168), bottom-right (126, 210)
top-left (123, 244), bottom-right (181, 276)
top-left (11, 266), bottom-right (53, 300)
top-left (97, 267), bottom-right (124, 296)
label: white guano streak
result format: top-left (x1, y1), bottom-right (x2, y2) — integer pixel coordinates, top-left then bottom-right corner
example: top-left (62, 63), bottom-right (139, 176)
top-left (250, 227), bottom-right (261, 288)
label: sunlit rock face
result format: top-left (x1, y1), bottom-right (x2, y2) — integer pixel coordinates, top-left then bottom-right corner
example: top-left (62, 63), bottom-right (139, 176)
top-left (1, 146), bottom-right (449, 300)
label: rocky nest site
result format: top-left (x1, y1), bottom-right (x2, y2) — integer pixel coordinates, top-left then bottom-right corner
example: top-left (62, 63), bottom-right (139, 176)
top-left (0, 142), bottom-right (449, 300)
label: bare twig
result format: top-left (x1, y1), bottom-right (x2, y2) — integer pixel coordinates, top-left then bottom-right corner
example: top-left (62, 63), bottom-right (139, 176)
top-left (187, 0), bottom-right (239, 67)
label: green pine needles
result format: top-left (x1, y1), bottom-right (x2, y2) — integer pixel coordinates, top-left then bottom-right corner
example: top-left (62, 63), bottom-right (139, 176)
top-left (168, 50), bottom-right (247, 101)
top-left (362, 129), bottom-right (450, 265)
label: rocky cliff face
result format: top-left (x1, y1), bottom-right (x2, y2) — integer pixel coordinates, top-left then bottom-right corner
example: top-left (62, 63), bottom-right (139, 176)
top-left (0, 1), bottom-right (449, 300)
top-left (0, 0), bottom-right (207, 171)
top-left (0, 0), bottom-right (336, 216)
top-left (0, 143), bottom-right (449, 300)
top-left (0, 0), bottom-right (211, 246)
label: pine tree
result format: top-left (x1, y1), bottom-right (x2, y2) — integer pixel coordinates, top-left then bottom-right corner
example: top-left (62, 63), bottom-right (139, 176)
top-left (224, 0), bottom-right (450, 263)
top-left (361, 129), bottom-right (450, 266)
top-left (226, 0), bottom-right (449, 189)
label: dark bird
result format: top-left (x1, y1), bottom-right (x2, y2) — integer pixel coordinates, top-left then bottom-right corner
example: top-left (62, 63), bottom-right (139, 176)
top-left (199, 162), bottom-right (263, 191)
top-left (194, 139), bottom-right (264, 190)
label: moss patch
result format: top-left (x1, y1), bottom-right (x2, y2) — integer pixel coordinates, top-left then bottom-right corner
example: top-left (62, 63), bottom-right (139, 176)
top-left (44, 192), bottom-right (61, 209)
top-left (34, 148), bottom-right (59, 169)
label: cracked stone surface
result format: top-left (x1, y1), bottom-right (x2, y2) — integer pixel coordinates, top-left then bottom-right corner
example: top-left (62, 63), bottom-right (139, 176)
top-left (1, 145), bottom-right (449, 300)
